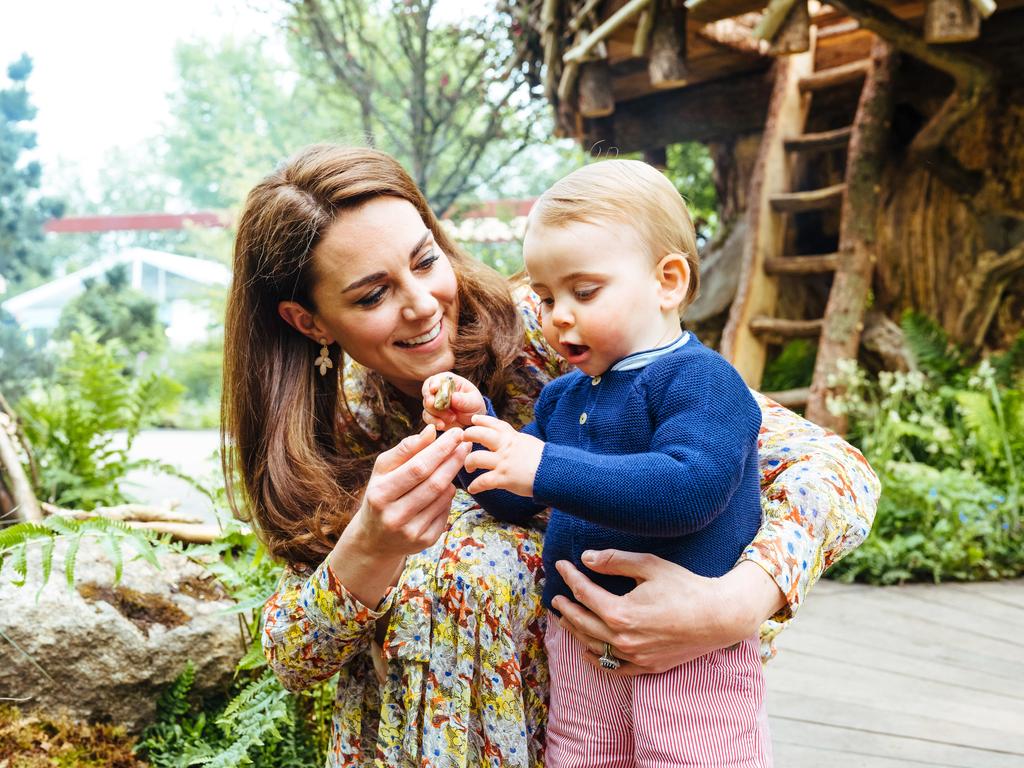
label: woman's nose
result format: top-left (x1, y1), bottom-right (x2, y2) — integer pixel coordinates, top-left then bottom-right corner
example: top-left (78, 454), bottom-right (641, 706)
top-left (401, 282), bottom-right (439, 321)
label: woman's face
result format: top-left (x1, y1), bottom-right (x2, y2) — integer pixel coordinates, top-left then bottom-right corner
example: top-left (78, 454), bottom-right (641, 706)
top-left (308, 196), bottom-right (459, 397)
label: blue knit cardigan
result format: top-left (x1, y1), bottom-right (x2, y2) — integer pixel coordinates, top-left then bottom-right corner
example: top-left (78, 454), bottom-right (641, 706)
top-left (461, 334), bottom-right (763, 612)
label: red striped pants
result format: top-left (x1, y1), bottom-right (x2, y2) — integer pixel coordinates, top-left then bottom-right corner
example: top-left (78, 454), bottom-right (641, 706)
top-left (544, 617), bottom-right (772, 767)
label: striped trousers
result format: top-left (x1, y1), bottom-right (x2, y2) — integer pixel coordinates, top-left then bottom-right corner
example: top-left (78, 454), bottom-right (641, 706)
top-left (544, 617), bottom-right (772, 767)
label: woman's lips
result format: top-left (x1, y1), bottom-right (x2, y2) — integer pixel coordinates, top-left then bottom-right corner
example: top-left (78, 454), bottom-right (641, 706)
top-left (396, 320), bottom-right (442, 348)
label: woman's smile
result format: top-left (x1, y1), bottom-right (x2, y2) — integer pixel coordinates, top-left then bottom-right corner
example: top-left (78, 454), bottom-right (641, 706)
top-left (396, 319), bottom-right (444, 348)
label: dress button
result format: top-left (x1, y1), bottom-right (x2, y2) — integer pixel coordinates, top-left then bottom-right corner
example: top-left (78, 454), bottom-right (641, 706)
top-left (591, 376), bottom-right (601, 386)
top-left (579, 412), bottom-right (588, 425)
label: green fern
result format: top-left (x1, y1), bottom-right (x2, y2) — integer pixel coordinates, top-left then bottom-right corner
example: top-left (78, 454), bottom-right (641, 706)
top-left (990, 330), bottom-right (1024, 387)
top-left (0, 515), bottom-right (165, 589)
top-left (901, 311), bottom-right (968, 383)
top-left (18, 324), bottom-right (181, 510)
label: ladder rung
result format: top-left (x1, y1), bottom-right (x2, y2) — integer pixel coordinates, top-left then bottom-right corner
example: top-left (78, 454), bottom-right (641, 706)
top-left (799, 59), bottom-right (870, 93)
top-left (770, 184), bottom-right (846, 213)
top-left (762, 387), bottom-right (811, 409)
top-left (764, 253), bottom-right (840, 275)
top-left (816, 19), bottom-right (861, 40)
top-left (784, 127), bottom-right (853, 153)
top-left (749, 317), bottom-right (824, 338)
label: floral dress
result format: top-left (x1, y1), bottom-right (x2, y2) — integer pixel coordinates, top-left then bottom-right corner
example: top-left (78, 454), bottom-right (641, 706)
top-left (261, 292), bottom-right (881, 768)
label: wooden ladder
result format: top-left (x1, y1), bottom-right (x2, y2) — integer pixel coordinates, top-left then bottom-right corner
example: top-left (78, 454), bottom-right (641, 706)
top-left (721, 28), bottom-right (894, 430)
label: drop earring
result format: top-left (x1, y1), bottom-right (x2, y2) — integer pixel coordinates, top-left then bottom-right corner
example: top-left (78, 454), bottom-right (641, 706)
top-left (314, 338), bottom-right (333, 376)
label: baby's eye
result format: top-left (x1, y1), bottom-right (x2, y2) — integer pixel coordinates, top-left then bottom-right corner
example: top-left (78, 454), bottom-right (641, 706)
top-left (574, 287), bottom-right (599, 301)
top-left (539, 297), bottom-right (554, 308)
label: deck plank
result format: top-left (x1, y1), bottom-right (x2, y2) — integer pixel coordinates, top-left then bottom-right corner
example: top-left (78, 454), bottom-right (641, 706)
top-left (767, 579), bottom-right (1024, 766)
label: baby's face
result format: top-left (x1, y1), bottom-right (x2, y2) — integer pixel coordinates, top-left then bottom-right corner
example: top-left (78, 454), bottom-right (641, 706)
top-left (524, 220), bottom-right (684, 376)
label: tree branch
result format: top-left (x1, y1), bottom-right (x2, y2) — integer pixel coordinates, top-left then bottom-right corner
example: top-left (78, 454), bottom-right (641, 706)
top-left (954, 240), bottom-right (1024, 348)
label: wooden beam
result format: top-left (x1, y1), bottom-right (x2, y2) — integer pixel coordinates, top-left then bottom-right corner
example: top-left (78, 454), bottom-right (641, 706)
top-left (633, 0), bottom-right (656, 57)
top-left (924, 0), bottom-right (981, 42)
top-left (798, 59), bottom-right (870, 92)
top-left (769, 183), bottom-right (847, 212)
top-left (768, 0), bottom-right (811, 55)
top-left (761, 386), bottom-right (810, 408)
top-left (649, 0), bottom-right (689, 88)
top-left (749, 316), bottom-right (824, 338)
top-left (764, 253), bottom-right (841, 273)
top-left (564, 0), bottom-right (651, 64)
top-left (784, 126), bottom-right (853, 152)
top-left (582, 65), bottom-right (773, 152)
top-left (806, 41), bottom-right (898, 431)
top-left (579, 60), bottom-right (616, 117)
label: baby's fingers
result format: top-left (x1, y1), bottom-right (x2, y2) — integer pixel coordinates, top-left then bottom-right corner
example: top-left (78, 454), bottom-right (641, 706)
top-left (463, 449), bottom-right (498, 474)
top-left (466, 470), bottom-right (502, 494)
top-left (464, 424), bottom-right (502, 451)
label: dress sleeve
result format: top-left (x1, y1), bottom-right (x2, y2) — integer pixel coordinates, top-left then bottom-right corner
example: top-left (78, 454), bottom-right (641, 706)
top-left (740, 391), bottom-right (880, 623)
top-left (261, 560), bottom-right (397, 692)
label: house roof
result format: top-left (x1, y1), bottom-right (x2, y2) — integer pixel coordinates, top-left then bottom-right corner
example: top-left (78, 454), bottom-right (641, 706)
top-left (2, 248), bottom-right (230, 318)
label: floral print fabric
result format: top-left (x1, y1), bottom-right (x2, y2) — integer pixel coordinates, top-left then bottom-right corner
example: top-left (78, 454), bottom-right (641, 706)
top-left (261, 291), bottom-right (880, 767)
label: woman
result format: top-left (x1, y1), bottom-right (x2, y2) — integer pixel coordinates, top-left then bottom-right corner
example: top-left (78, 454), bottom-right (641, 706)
top-left (223, 144), bottom-right (879, 768)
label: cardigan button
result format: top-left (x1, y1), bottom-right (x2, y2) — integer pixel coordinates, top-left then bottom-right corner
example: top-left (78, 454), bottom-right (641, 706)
top-left (591, 376), bottom-right (601, 385)
top-left (579, 412), bottom-right (588, 425)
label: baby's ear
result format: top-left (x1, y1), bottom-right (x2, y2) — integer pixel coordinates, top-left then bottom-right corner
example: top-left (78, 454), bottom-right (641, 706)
top-left (655, 253), bottom-right (691, 311)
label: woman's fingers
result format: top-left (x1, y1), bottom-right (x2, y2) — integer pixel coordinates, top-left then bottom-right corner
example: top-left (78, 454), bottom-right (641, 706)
top-left (390, 440), bottom-right (470, 517)
top-left (374, 424), bottom-right (437, 475)
top-left (554, 559), bottom-right (624, 629)
top-left (374, 426), bottom-right (465, 500)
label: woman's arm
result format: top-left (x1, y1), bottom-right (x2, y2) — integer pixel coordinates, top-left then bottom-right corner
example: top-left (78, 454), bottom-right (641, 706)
top-left (262, 424), bottom-right (472, 691)
top-left (551, 395), bottom-right (880, 672)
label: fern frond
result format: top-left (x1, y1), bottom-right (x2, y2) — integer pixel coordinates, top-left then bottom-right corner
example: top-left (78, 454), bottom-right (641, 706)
top-left (901, 311), bottom-right (966, 382)
top-left (64, 534), bottom-right (82, 588)
top-left (990, 330), bottom-right (1024, 387)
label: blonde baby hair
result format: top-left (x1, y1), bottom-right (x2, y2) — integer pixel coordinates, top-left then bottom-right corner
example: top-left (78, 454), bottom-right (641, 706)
top-left (527, 159), bottom-right (700, 310)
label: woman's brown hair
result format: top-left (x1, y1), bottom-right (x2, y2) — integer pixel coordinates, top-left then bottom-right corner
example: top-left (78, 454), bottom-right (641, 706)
top-left (222, 144), bottom-right (522, 569)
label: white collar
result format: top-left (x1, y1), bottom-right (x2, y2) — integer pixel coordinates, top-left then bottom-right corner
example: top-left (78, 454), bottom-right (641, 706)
top-left (609, 332), bottom-right (691, 372)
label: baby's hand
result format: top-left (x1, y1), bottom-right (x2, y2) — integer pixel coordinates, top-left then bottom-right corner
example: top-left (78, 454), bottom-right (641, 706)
top-left (463, 414), bottom-right (544, 498)
top-left (422, 373), bottom-right (486, 430)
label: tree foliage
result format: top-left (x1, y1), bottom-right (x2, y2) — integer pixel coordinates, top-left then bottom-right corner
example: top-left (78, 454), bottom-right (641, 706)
top-left (289, 0), bottom-right (546, 214)
top-left (164, 36), bottom-right (349, 211)
top-left (0, 54), bottom-right (64, 294)
top-left (55, 264), bottom-right (166, 360)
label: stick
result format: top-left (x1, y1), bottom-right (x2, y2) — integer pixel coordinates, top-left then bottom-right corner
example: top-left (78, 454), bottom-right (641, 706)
top-left (41, 501), bottom-right (204, 525)
top-left (564, 0), bottom-right (651, 64)
top-left (0, 414), bottom-right (42, 523)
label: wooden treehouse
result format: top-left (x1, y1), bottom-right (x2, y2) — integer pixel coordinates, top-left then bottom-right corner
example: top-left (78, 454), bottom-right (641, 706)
top-left (515, 0), bottom-right (1024, 431)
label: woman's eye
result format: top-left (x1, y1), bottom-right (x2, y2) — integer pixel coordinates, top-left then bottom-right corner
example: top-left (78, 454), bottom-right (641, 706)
top-left (415, 250), bottom-right (439, 270)
top-left (356, 286), bottom-right (387, 307)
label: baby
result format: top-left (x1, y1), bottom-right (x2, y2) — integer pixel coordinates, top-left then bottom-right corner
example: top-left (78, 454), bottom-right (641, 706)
top-left (424, 160), bottom-right (770, 767)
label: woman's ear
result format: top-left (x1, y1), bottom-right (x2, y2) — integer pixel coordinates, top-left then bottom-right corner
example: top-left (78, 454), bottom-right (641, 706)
top-left (278, 300), bottom-right (334, 345)
top-left (655, 253), bottom-right (691, 312)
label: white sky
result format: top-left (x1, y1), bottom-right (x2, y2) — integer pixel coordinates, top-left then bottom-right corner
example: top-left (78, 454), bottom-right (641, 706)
top-left (0, 0), bottom-right (285, 194)
top-left (1, 0), bottom-right (480, 200)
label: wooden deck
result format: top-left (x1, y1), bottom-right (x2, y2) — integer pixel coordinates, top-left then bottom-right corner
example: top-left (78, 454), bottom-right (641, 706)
top-left (766, 579), bottom-right (1024, 767)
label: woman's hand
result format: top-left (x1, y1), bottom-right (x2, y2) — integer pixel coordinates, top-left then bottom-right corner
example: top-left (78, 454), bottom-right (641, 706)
top-left (330, 424), bottom-right (471, 607)
top-left (421, 372), bottom-right (487, 429)
top-left (551, 552), bottom-right (786, 675)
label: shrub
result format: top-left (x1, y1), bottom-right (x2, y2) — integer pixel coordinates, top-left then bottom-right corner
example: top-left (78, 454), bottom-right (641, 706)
top-left (826, 314), bottom-right (1023, 584)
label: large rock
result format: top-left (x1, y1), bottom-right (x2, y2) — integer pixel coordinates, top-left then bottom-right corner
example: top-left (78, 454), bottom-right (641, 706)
top-left (0, 538), bottom-right (242, 731)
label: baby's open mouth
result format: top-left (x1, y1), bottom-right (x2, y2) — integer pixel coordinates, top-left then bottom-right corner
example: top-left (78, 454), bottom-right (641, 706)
top-left (564, 342), bottom-right (589, 357)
